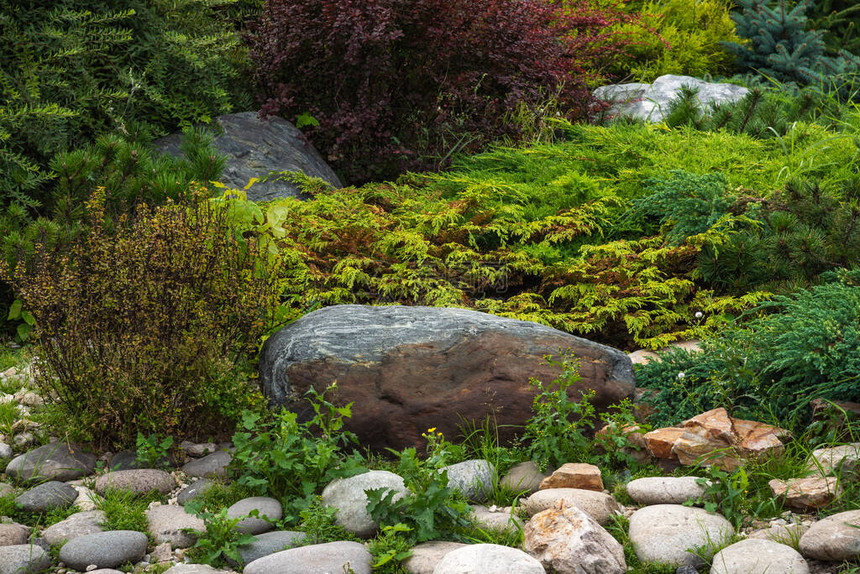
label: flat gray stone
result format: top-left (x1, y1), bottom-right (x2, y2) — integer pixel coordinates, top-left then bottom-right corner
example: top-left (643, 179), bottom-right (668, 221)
top-left (321, 470), bottom-right (409, 538)
top-left (5, 443), bottom-right (96, 482)
top-left (233, 530), bottom-right (306, 567)
top-left (499, 461), bottom-right (546, 495)
top-left (94, 469), bottom-right (176, 496)
top-left (470, 505), bottom-right (522, 533)
top-left (799, 509), bottom-right (860, 561)
top-left (15, 480), bottom-right (77, 513)
top-left (243, 540), bottom-right (372, 574)
top-left (154, 112), bottom-right (343, 202)
top-left (177, 479), bottom-right (213, 505)
top-left (42, 510), bottom-right (106, 547)
top-left (626, 476), bottom-right (709, 506)
top-left (181, 450), bottom-right (231, 479)
top-left (521, 488), bottom-right (622, 525)
top-left (0, 544), bottom-right (51, 574)
top-left (0, 522), bottom-right (29, 546)
top-left (628, 504), bottom-right (734, 568)
top-left (711, 538), bottom-right (809, 574)
top-left (432, 543), bottom-right (544, 573)
top-left (58, 530), bottom-right (148, 570)
top-left (594, 75), bottom-right (749, 123)
top-left (442, 459), bottom-right (494, 502)
top-left (403, 541), bottom-right (467, 574)
top-left (227, 497), bottom-right (283, 534)
top-left (146, 504), bottom-right (205, 549)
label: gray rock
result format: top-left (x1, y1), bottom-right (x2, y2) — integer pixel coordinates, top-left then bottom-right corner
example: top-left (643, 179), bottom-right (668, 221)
top-left (403, 541), bottom-right (467, 574)
top-left (0, 522), bottom-right (29, 547)
top-left (5, 443), bottom-right (96, 482)
top-left (107, 450), bottom-right (146, 471)
top-left (58, 530), bottom-right (148, 570)
top-left (0, 482), bottom-right (13, 497)
top-left (626, 476), bottom-right (709, 506)
top-left (181, 441), bottom-right (219, 458)
top-left (233, 530), bottom-right (306, 567)
top-left (0, 442), bottom-right (12, 459)
top-left (15, 480), bottom-right (77, 513)
top-left (710, 538), bottom-right (809, 574)
top-left (628, 504), bottom-right (734, 568)
top-left (86, 570), bottom-right (126, 574)
top-left (432, 543), bottom-right (544, 573)
top-left (748, 522), bottom-right (807, 546)
top-left (500, 461), bottom-right (546, 495)
top-left (806, 443), bottom-right (860, 480)
top-left (146, 504), bottom-right (206, 549)
top-left (260, 305), bottom-right (634, 453)
top-left (469, 506), bottom-right (522, 533)
top-left (594, 75), bottom-right (749, 123)
top-left (94, 469), bottom-right (176, 496)
top-left (164, 566), bottom-right (232, 574)
top-left (321, 470), bottom-right (409, 538)
top-left (181, 450), bottom-right (231, 479)
top-left (0, 544), bottom-right (51, 574)
top-left (799, 509), bottom-right (860, 561)
top-left (227, 497), bottom-right (283, 534)
top-left (154, 112), bottom-right (342, 203)
top-left (521, 488), bottom-right (622, 526)
top-left (442, 459), bottom-right (494, 502)
top-left (243, 540), bottom-right (372, 574)
top-left (177, 479), bottom-right (214, 505)
top-left (41, 510), bottom-right (106, 547)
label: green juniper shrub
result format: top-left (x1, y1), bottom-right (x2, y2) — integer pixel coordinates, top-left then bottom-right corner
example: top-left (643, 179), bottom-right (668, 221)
top-left (2, 187), bottom-right (277, 448)
top-left (249, 0), bottom-right (637, 183)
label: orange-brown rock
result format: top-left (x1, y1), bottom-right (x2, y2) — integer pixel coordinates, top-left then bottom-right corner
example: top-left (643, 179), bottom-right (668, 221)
top-left (540, 463), bottom-right (603, 492)
top-left (769, 477), bottom-right (842, 511)
top-left (643, 427), bottom-right (686, 460)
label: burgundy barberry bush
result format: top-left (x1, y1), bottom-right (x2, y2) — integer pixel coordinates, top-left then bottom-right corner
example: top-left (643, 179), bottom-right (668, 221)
top-left (248, 0), bottom-right (636, 183)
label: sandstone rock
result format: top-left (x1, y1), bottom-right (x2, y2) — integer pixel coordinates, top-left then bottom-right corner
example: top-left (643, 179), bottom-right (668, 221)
top-left (0, 544), bottom-right (51, 574)
top-left (806, 443), bottom-right (860, 480)
top-left (260, 305), bottom-right (634, 452)
top-left (403, 541), bottom-right (467, 574)
top-left (58, 530), bottom-right (148, 570)
top-left (146, 504), bottom-right (206, 549)
top-left (628, 504), bottom-right (734, 568)
top-left (155, 112), bottom-right (342, 203)
top-left (769, 477), bottom-right (842, 511)
top-left (243, 541), bottom-right (372, 574)
top-left (594, 75), bottom-right (749, 123)
top-left (433, 543), bottom-right (544, 573)
top-left (0, 522), bottom-right (29, 547)
top-left (470, 506), bottom-right (523, 532)
top-left (227, 497), bottom-right (283, 534)
top-left (15, 480), bottom-right (77, 513)
top-left (644, 427), bottom-right (686, 460)
top-left (627, 349), bottom-right (660, 365)
top-left (710, 538), bottom-right (809, 574)
top-left (181, 450), bottom-right (231, 479)
top-left (42, 510), bottom-right (105, 547)
top-left (500, 461), bottom-right (546, 495)
top-left (321, 470), bottom-right (409, 538)
top-left (94, 469), bottom-right (176, 496)
top-left (233, 530), bottom-right (306, 568)
top-left (150, 541), bottom-right (173, 563)
top-left (523, 500), bottom-right (626, 574)
top-left (540, 462), bottom-right (603, 491)
top-left (5, 442), bottom-right (96, 482)
top-left (521, 488), bottom-right (621, 525)
top-left (799, 509), bottom-right (860, 561)
top-left (626, 476), bottom-right (708, 506)
top-left (442, 459), bottom-right (494, 502)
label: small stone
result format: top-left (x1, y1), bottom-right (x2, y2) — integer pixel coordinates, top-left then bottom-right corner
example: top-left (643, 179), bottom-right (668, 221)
top-left (176, 479), bottom-right (213, 505)
top-left (243, 541), bottom-right (372, 574)
top-left (5, 443), bottom-right (97, 482)
top-left (58, 530), bottom-right (148, 571)
top-left (469, 506), bottom-right (522, 533)
top-left (164, 565), bottom-right (231, 574)
top-left (0, 443), bottom-right (12, 459)
top-left (539, 462), bottom-right (603, 491)
top-left (181, 450), bottom-right (231, 479)
top-left (806, 443), bottom-right (860, 480)
top-left (748, 522), bottom-right (807, 546)
top-left (150, 542), bottom-right (173, 563)
top-left (232, 530), bottom-right (306, 567)
top-left (710, 538), bottom-right (809, 574)
top-left (0, 544), bottom-right (52, 574)
top-left (799, 509), bottom-right (860, 561)
top-left (42, 510), bottom-right (106, 547)
top-left (441, 459), bottom-right (494, 502)
top-left (521, 488), bottom-right (622, 525)
top-left (15, 480), bottom-right (78, 513)
top-left (403, 541), bottom-right (467, 574)
top-left (433, 543), bottom-right (544, 573)
top-left (626, 476), bottom-right (709, 506)
top-left (94, 469), bottom-right (176, 496)
top-left (321, 470), bottom-right (409, 538)
top-left (499, 461), bottom-right (546, 495)
top-left (226, 497), bottom-right (283, 535)
top-left (13, 432), bottom-right (36, 449)
top-left (628, 504), bottom-right (734, 568)
top-left (0, 522), bottom-right (29, 546)
top-left (769, 477), bottom-right (841, 511)
top-left (180, 441), bottom-right (219, 458)
top-left (146, 504), bottom-right (205, 549)
top-left (71, 485), bottom-right (102, 511)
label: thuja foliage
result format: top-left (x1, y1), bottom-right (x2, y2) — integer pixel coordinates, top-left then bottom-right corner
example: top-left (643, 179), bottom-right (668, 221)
top-left (636, 269), bottom-right (860, 427)
top-left (2, 188), bottom-right (277, 447)
top-left (723, 0), bottom-right (860, 90)
top-left (249, 0), bottom-right (636, 183)
top-left (0, 0), bottom-right (257, 209)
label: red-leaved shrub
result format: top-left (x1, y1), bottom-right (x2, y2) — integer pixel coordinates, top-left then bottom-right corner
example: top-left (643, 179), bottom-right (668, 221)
top-left (248, 0), bottom-right (636, 183)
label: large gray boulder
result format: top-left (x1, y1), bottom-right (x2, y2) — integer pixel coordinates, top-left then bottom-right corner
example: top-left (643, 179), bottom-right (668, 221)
top-left (259, 305), bottom-right (634, 452)
top-left (594, 75), bottom-right (749, 123)
top-left (155, 112), bottom-right (342, 202)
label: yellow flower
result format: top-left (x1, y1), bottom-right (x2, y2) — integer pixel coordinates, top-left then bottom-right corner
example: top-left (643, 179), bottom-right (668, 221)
top-left (427, 427), bottom-right (436, 433)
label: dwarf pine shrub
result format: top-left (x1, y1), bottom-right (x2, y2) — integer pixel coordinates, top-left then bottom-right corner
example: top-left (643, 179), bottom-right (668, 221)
top-left (2, 187), bottom-right (278, 447)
